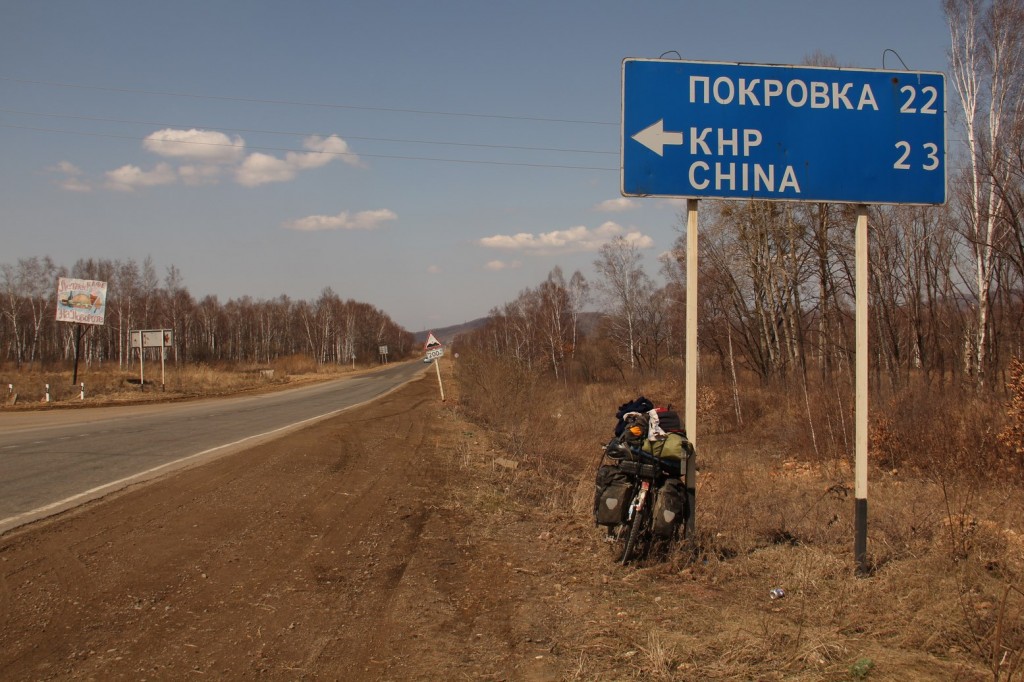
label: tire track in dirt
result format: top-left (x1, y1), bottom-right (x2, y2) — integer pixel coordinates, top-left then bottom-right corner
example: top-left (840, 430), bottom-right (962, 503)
top-left (0, 375), bottom-right (564, 680)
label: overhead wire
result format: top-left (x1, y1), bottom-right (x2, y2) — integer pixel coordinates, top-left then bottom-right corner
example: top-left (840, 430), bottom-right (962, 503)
top-left (0, 76), bottom-right (619, 126)
top-left (0, 75), bottom-right (972, 174)
top-left (0, 119), bottom-right (969, 174)
top-left (0, 107), bottom-right (618, 156)
top-left (0, 122), bottom-right (620, 171)
top-left (0, 75), bottom-right (622, 172)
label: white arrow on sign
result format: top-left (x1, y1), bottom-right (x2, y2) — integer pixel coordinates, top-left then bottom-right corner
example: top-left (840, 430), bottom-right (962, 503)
top-left (631, 119), bottom-right (683, 156)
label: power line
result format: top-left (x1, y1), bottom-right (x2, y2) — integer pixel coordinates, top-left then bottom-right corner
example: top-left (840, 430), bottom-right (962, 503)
top-left (0, 122), bottom-right (620, 172)
top-left (0, 120), bottom-right (974, 174)
top-left (0, 76), bottom-right (619, 127)
top-left (0, 107), bottom-right (618, 156)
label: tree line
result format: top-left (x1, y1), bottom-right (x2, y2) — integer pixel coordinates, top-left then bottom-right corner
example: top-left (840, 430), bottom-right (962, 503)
top-left (459, 0), bottom-right (1024, 395)
top-left (1, 255), bottom-right (415, 369)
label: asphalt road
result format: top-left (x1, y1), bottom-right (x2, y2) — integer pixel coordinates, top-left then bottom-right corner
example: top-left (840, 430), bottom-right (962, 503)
top-left (0, 362), bottom-right (428, 534)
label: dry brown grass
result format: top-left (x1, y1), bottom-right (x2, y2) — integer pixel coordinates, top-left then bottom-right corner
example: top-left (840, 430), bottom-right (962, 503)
top-left (451, 360), bottom-right (1024, 680)
top-left (7, 349), bottom-right (1020, 677)
top-left (0, 356), bottom-right (358, 408)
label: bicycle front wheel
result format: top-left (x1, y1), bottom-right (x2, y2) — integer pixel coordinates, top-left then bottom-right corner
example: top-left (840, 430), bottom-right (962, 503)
top-left (620, 507), bottom-right (646, 565)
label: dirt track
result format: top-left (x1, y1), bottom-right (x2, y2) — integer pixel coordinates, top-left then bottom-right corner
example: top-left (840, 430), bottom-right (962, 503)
top-left (0, 374), bottom-right (587, 680)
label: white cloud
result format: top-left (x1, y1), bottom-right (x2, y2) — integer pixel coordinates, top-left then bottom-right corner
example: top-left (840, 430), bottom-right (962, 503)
top-left (484, 260), bottom-right (522, 271)
top-left (65, 131), bottom-right (356, 192)
top-left (49, 161), bottom-right (91, 192)
top-left (178, 164), bottom-right (223, 186)
top-left (621, 230), bottom-right (656, 249)
top-left (283, 208), bottom-right (397, 232)
top-left (52, 160), bottom-right (82, 175)
top-left (303, 135), bottom-right (360, 167)
top-left (144, 128), bottom-right (245, 162)
top-left (236, 152), bottom-right (294, 186)
top-left (595, 197), bottom-right (637, 212)
top-left (59, 177), bottom-right (92, 192)
top-left (105, 163), bottom-right (176, 191)
top-left (478, 221), bottom-right (652, 254)
top-left (237, 134), bottom-right (358, 187)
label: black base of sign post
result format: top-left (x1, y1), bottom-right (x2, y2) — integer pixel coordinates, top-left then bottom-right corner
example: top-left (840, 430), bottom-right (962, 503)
top-left (854, 498), bottom-right (868, 575)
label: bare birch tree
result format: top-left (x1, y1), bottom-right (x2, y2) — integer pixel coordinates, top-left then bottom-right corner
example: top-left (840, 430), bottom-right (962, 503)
top-left (594, 236), bottom-right (650, 372)
top-left (945, 0), bottom-right (1024, 383)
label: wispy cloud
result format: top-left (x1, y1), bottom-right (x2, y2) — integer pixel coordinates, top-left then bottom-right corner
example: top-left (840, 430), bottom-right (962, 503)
top-left (479, 221), bottom-right (652, 254)
top-left (49, 161), bottom-right (91, 192)
top-left (58, 129), bottom-right (360, 191)
top-left (237, 135), bottom-right (358, 187)
top-left (283, 208), bottom-right (397, 232)
top-left (178, 164), bottom-right (224, 186)
top-left (595, 197), bottom-right (637, 212)
top-left (105, 163), bottom-right (177, 191)
top-left (143, 128), bottom-right (245, 162)
top-left (484, 259), bottom-right (522, 271)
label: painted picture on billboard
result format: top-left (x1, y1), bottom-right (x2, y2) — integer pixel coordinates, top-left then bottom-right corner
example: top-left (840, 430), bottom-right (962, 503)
top-left (56, 277), bottom-right (108, 326)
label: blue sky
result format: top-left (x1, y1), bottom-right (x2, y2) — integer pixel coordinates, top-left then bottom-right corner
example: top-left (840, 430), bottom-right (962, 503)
top-left (1, 1), bottom-right (952, 331)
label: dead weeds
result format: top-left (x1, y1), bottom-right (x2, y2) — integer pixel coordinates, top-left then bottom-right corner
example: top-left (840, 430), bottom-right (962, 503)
top-left (449, 365), bottom-right (1024, 680)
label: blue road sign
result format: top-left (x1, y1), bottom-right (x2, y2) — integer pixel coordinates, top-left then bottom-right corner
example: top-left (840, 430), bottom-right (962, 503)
top-left (621, 59), bottom-right (946, 205)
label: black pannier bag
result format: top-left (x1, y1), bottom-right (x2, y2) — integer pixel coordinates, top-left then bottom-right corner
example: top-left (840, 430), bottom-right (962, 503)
top-left (651, 478), bottom-right (685, 538)
top-left (654, 407), bottom-right (684, 435)
top-left (593, 464), bottom-right (633, 526)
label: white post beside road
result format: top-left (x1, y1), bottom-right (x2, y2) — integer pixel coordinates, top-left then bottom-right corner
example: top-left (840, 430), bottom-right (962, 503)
top-left (855, 206), bottom-right (869, 573)
top-left (160, 333), bottom-right (166, 390)
top-left (685, 198), bottom-right (699, 541)
top-left (434, 357), bottom-right (445, 402)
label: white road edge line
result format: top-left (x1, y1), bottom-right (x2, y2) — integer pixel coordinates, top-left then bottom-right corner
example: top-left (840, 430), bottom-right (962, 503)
top-left (0, 405), bottom-right (349, 531)
top-left (0, 366), bottom-right (423, 535)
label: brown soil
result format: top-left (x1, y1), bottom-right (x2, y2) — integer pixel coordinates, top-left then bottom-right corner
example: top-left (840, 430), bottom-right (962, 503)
top-left (0, 373), bottom-right (609, 680)
top-left (0, 370), bottom-right (1004, 680)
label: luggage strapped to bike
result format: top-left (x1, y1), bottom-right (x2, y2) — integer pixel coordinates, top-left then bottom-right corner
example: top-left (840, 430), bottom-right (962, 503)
top-left (607, 440), bottom-right (683, 480)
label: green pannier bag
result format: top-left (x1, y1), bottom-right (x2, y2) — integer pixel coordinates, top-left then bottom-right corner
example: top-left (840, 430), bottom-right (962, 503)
top-left (642, 432), bottom-right (688, 460)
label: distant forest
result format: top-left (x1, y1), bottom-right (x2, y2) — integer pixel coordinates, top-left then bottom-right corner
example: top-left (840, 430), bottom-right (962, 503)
top-left (459, 3), bottom-right (1024, 394)
top-left (1, 255), bottom-right (414, 368)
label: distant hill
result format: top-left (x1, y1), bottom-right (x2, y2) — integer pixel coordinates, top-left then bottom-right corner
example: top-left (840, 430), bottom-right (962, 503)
top-left (413, 311), bottom-right (604, 348)
top-left (413, 318), bottom-right (489, 347)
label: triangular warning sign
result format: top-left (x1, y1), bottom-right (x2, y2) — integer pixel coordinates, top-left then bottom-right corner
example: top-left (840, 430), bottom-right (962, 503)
top-left (424, 332), bottom-right (442, 350)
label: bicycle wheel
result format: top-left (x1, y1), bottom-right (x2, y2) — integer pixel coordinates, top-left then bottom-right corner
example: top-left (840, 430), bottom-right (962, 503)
top-left (620, 506), bottom-right (646, 565)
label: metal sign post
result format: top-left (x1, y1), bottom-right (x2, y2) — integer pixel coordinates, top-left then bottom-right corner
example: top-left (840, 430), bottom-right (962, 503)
top-left (434, 357), bottom-right (445, 402)
top-left (855, 207), bottom-right (870, 571)
top-left (160, 331), bottom-right (166, 390)
top-left (684, 198), bottom-right (699, 541)
top-left (55, 278), bottom-right (108, 385)
top-left (622, 58), bottom-right (946, 572)
top-left (131, 329), bottom-right (173, 390)
top-left (424, 333), bottom-right (445, 401)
